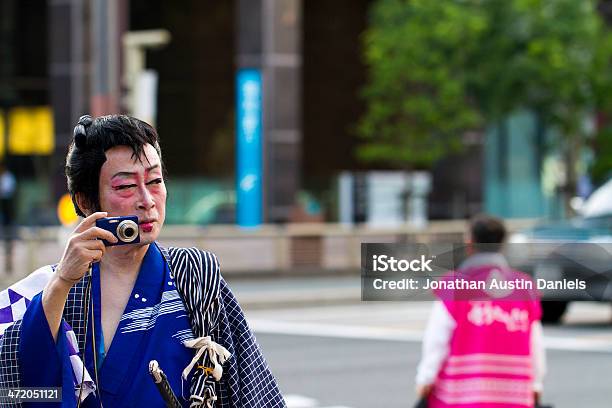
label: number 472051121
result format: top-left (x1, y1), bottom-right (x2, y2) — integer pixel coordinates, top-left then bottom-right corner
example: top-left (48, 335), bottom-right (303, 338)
top-left (2, 387), bottom-right (62, 402)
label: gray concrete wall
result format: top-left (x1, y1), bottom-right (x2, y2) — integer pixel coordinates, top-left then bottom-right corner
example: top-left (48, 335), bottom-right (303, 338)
top-left (0, 220), bottom-right (537, 285)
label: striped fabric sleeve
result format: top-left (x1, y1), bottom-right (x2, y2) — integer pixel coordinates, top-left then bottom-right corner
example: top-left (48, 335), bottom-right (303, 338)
top-left (161, 244), bottom-right (286, 407)
top-left (163, 246), bottom-right (223, 406)
top-left (215, 277), bottom-right (286, 408)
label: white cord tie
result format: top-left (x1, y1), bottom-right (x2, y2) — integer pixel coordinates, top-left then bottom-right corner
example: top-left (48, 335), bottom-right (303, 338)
top-left (182, 336), bottom-right (231, 381)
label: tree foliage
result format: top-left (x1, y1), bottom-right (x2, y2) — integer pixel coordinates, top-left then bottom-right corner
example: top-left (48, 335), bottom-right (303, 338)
top-left (358, 0), bottom-right (612, 171)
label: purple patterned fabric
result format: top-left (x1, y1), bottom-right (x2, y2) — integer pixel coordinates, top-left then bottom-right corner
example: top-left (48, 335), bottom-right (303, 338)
top-left (0, 265), bottom-right (96, 402)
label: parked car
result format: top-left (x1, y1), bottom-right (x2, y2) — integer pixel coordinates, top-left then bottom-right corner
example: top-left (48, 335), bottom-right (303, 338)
top-left (508, 179), bottom-right (612, 323)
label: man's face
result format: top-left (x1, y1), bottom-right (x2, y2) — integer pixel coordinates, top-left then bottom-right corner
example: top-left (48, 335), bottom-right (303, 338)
top-left (98, 144), bottom-right (166, 245)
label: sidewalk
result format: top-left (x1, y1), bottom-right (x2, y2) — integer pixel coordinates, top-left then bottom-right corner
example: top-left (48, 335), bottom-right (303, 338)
top-left (226, 274), bottom-right (362, 309)
top-left (0, 220), bottom-right (539, 284)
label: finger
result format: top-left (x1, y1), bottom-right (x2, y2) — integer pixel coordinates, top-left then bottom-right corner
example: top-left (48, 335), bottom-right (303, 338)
top-left (78, 226), bottom-right (118, 244)
top-left (83, 248), bottom-right (104, 263)
top-left (74, 212), bottom-right (108, 233)
top-left (81, 238), bottom-right (107, 253)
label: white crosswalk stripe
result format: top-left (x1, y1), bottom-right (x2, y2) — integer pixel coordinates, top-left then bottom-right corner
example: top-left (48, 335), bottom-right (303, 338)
top-left (284, 394), bottom-right (354, 408)
top-left (248, 302), bottom-right (612, 353)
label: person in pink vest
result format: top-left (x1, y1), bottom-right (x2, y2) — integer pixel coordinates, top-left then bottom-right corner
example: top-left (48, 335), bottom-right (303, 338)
top-left (416, 214), bottom-right (546, 407)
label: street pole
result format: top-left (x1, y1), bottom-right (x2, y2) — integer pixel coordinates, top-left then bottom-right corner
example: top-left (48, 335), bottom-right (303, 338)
top-left (122, 30), bottom-right (171, 127)
top-left (236, 0), bottom-right (303, 224)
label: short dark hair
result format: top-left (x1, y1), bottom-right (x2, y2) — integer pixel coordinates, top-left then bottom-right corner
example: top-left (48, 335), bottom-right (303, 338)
top-left (65, 114), bottom-right (163, 217)
top-left (469, 214), bottom-right (506, 252)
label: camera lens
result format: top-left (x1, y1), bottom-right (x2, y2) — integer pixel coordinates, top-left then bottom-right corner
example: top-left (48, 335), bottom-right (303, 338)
top-left (117, 220), bottom-right (139, 243)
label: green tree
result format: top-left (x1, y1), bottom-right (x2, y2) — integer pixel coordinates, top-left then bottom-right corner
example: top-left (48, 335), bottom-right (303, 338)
top-left (590, 124), bottom-right (612, 184)
top-left (358, 0), bottom-right (612, 207)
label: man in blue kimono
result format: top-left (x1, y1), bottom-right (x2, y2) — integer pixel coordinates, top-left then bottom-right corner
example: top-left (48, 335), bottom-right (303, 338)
top-left (0, 115), bottom-right (285, 408)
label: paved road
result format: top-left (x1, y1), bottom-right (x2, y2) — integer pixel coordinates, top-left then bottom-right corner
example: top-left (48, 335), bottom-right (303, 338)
top-left (3, 261), bottom-right (610, 407)
top-left (244, 302), bottom-right (612, 408)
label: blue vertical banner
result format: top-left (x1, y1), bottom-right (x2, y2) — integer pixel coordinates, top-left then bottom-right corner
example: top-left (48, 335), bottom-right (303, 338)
top-left (236, 69), bottom-right (263, 227)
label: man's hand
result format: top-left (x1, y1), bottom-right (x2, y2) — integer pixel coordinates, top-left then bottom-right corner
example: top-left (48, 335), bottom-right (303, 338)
top-left (55, 212), bottom-right (118, 285)
top-left (416, 383), bottom-right (433, 398)
top-left (42, 212), bottom-right (118, 341)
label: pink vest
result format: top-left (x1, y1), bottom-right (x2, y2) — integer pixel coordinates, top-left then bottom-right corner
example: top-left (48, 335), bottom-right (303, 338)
top-left (429, 266), bottom-right (542, 408)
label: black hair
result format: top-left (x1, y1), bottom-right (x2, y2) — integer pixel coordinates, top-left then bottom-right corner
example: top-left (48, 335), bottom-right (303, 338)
top-left (65, 114), bottom-right (164, 217)
top-left (469, 214), bottom-right (506, 252)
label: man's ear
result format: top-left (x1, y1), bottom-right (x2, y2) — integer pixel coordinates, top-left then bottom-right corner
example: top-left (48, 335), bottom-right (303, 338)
top-left (74, 193), bottom-right (92, 217)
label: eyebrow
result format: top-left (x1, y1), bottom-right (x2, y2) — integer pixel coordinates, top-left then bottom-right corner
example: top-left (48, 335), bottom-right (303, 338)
top-left (111, 164), bottom-right (161, 180)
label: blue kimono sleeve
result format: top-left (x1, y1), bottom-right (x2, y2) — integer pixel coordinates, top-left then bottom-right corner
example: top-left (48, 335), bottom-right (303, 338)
top-left (19, 292), bottom-right (77, 407)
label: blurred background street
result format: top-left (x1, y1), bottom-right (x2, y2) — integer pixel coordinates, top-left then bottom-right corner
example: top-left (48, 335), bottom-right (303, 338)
top-left (3, 0), bottom-right (612, 406)
top-left (232, 278), bottom-right (612, 408)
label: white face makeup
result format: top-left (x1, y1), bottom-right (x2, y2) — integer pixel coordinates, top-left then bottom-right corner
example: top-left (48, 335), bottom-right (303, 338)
top-left (98, 144), bottom-right (166, 246)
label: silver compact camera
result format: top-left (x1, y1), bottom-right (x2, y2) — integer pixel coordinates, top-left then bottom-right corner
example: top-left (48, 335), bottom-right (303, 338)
top-left (95, 216), bottom-right (140, 246)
